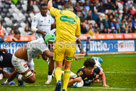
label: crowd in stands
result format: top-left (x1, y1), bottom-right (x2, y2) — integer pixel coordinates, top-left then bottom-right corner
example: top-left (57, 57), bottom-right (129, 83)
top-left (0, 0), bottom-right (136, 41)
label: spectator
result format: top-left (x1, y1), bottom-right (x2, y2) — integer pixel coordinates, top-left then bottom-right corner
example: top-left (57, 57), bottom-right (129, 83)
top-left (110, 27), bottom-right (117, 33)
top-left (101, 28), bottom-right (108, 33)
top-left (97, 2), bottom-right (105, 13)
top-left (92, 9), bottom-right (99, 21)
top-left (111, 18), bottom-right (120, 31)
top-left (105, 0), bottom-right (114, 10)
top-left (23, 26), bottom-right (33, 35)
top-left (0, 22), bottom-right (7, 42)
top-left (8, 29), bottom-right (15, 36)
top-left (94, 23), bottom-right (100, 34)
top-left (120, 24), bottom-right (125, 33)
top-left (12, 30), bottom-right (21, 42)
top-left (81, 21), bottom-right (89, 34)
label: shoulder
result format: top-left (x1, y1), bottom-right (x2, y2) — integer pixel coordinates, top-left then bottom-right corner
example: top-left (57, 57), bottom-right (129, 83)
top-left (77, 67), bottom-right (84, 73)
top-left (35, 13), bottom-right (41, 18)
top-left (94, 67), bottom-right (100, 74)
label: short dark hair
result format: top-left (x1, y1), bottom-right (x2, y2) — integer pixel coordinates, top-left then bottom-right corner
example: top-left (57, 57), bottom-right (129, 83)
top-left (84, 58), bottom-right (95, 68)
top-left (40, 3), bottom-right (47, 8)
top-left (64, 3), bottom-right (73, 9)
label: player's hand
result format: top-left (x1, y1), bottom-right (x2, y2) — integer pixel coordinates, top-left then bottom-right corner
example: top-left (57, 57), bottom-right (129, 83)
top-left (103, 84), bottom-right (109, 87)
top-left (75, 56), bottom-right (84, 60)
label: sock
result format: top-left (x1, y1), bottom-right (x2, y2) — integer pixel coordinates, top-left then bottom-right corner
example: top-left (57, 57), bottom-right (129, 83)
top-left (48, 75), bottom-right (52, 80)
top-left (62, 70), bottom-right (70, 91)
top-left (16, 74), bottom-right (23, 81)
top-left (54, 67), bottom-right (62, 83)
top-left (48, 72), bottom-right (52, 75)
top-left (5, 79), bottom-right (9, 85)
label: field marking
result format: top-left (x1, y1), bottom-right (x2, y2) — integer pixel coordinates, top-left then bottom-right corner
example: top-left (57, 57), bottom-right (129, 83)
top-left (105, 72), bottom-right (136, 74)
top-left (83, 87), bottom-right (136, 91)
top-left (24, 85), bottom-right (136, 90)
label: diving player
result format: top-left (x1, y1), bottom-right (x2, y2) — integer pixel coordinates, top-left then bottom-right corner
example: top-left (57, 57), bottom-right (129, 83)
top-left (68, 58), bottom-right (108, 87)
top-left (1, 33), bottom-right (55, 85)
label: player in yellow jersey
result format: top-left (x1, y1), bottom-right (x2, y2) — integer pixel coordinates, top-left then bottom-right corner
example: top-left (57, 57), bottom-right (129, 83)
top-left (48, 0), bottom-right (80, 91)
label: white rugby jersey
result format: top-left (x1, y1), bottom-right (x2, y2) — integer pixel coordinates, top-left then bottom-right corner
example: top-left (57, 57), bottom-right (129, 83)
top-left (32, 12), bottom-right (55, 38)
top-left (27, 38), bottom-right (48, 60)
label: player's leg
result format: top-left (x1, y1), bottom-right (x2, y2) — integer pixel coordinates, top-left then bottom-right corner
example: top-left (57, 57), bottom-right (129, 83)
top-left (54, 42), bottom-right (65, 91)
top-left (12, 54), bottom-right (36, 83)
top-left (62, 44), bottom-right (76, 91)
top-left (0, 67), bottom-right (3, 80)
top-left (62, 60), bottom-right (72, 91)
top-left (45, 57), bottom-right (55, 84)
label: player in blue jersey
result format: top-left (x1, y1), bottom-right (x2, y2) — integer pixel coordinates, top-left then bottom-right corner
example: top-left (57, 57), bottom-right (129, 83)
top-left (68, 58), bottom-right (108, 87)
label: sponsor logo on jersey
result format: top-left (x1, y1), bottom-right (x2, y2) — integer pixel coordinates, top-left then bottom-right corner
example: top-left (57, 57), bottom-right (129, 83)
top-left (24, 64), bottom-right (27, 68)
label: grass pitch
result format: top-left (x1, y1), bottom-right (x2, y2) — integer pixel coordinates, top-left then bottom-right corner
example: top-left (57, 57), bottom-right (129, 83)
top-left (0, 53), bottom-right (136, 91)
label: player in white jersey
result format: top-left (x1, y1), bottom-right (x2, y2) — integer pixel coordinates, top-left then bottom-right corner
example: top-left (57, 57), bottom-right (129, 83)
top-left (31, 3), bottom-right (55, 39)
top-left (31, 3), bottom-right (55, 84)
top-left (2, 33), bottom-right (55, 84)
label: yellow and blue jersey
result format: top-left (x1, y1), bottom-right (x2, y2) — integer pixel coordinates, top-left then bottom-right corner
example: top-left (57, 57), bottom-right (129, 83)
top-left (76, 67), bottom-right (100, 86)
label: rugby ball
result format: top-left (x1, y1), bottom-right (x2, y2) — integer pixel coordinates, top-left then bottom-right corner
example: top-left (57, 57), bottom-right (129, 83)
top-left (73, 80), bottom-right (84, 88)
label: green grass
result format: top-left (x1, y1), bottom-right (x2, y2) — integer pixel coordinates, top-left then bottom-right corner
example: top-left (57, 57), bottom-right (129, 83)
top-left (0, 54), bottom-right (136, 91)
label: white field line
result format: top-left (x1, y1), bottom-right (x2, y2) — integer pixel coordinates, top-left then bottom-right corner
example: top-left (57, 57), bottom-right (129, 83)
top-left (24, 85), bottom-right (136, 91)
top-left (105, 72), bottom-right (136, 74)
top-left (83, 87), bottom-right (136, 90)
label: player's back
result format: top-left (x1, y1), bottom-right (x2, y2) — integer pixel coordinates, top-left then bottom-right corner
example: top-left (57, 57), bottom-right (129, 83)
top-left (27, 38), bottom-right (48, 60)
top-left (55, 10), bottom-right (80, 43)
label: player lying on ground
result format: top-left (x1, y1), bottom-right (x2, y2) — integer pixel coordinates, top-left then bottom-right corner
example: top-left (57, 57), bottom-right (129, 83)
top-left (0, 48), bottom-right (35, 86)
top-left (68, 58), bottom-right (108, 87)
top-left (2, 33), bottom-right (55, 85)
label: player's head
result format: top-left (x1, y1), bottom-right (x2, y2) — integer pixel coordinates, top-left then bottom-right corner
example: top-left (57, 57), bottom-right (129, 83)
top-left (64, 3), bottom-right (73, 11)
top-left (44, 33), bottom-right (56, 44)
top-left (40, 3), bottom-right (48, 16)
top-left (84, 58), bottom-right (95, 75)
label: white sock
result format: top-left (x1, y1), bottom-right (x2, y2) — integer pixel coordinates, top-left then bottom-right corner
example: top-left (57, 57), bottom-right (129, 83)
top-left (5, 79), bottom-right (9, 84)
top-left (18, 75), bottom-right (23, 81)
top-left (48, 75), bottom-right (52, 80)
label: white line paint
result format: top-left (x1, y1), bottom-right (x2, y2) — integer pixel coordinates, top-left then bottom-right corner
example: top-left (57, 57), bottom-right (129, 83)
top-left (24, 85), bottom-right (136, 91)
top-left (83, 87), bottom-right (136, 91)
top-left (105, 72), bottom-right (136, 74)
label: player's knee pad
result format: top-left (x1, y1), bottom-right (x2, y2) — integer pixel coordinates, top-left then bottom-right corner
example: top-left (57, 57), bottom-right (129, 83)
top-left (24, 71), bottom-right (33, 79)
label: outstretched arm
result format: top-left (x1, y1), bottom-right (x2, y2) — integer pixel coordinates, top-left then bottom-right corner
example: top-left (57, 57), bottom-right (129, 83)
top-left (48, 0), bottom-right (53, 10)
top-left (68, 77), bottom-right (82, 87)
top-left (99, 70), bottom-right (109, 87)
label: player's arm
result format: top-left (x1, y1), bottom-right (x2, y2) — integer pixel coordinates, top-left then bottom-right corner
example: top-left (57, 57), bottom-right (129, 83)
top-left (48, 0), bottom-right (52, 10)
top-left (43, 50), bottom-right (53, 58)
top-left (27, 59), bottom-right (35, 73)
top-left (99, 70), bottom-right (109, 87)
top-left (0, 48), bottom-right (8, 53)
top-left (76, 38), bottom-right (84, 54)
top-left (31, 16), bottom-right (46, 36)
top-left (3, 70), bottom-right (18, 85)
top-left (74, 56), bottom-right (84, 60)
top-left (75, 18), bottom-right (81, 37)
top-left (48, 0), bottom-right (60, 17)
top-left (68, 77), bottom-right (82, 87)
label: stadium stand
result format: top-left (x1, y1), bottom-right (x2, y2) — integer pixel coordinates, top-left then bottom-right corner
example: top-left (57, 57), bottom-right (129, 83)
top-left (0, 0), bottom-right (136, 38)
